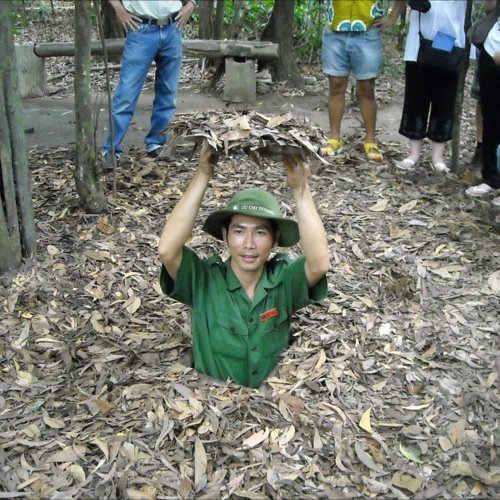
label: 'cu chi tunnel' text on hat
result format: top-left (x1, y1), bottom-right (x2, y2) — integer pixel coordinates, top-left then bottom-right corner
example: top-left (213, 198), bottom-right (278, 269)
top-left (202, 188), bottom-right (300, 247)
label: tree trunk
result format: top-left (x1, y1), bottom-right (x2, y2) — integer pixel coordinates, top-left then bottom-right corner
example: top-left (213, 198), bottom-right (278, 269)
top-left (198, 0), bottom-right (214, 39)
top-left (261, 0), bottom-right (303, 88)
top-left (100, 0), bottom-right (123, 63)
top-left (214, 0), bottom-right (225, 40)
top-left (0, 0), bottom-right (36, 274)
top-left (74, 0), bottom-right (107, 214)
top-left (101, 0), bottom-right (123, 39)
top-left (451, 0), bottom-right (473, 173)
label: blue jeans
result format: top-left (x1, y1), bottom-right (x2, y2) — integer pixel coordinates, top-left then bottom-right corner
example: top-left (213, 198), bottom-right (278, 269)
top-left (103, 22), bottom-right (182, 155)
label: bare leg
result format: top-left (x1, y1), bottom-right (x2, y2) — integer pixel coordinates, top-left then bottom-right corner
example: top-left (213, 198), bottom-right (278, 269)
top-left (396, 139), bottom-right (422, 170)
top-left (357, 78), bottom-right (377, 143)
top-left (408, 139), bottom-right (422, 163)
top-left (327, 75), bottom-right (348, 140)
top-left (431, 141), bottom-right (446, 166)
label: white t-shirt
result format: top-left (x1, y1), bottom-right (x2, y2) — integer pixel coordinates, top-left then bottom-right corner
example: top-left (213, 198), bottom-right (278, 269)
top-left (484, 20), bottom-right (500, 58)
top-left (122, 0), bottom-right (183, 20)
top-left (404, 0), bottom-right (467, 62)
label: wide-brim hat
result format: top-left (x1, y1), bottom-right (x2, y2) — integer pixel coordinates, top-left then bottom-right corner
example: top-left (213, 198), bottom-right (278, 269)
top-left (202, 188), bottom-right (299, 247)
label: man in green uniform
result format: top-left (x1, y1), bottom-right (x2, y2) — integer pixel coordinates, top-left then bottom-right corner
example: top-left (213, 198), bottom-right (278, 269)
top-left (158, 142), bottom-right (330, 388)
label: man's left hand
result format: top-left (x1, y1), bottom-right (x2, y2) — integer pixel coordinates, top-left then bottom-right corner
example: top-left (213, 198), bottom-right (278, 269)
top-left (176, 1), bottom-right (195, 30)
top-left (283, 152), bottom-right (310, 192)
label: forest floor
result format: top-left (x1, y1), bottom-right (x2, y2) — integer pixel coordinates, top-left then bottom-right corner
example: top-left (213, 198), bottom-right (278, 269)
top-left (1, 4), bottom-right (499, 499)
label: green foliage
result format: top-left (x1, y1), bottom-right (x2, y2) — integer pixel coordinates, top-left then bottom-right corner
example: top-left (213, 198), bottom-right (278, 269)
top-left (224, 0), bottom-right (275, 38)
top-left (216, 0), bottom-right (325, 63)
top-left (294, 0), bottom-right (324, 63)
top-left (10, 0), bottom-right (52, 35)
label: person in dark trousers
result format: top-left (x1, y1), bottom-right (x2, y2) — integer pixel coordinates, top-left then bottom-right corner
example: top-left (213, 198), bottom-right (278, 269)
top-left (102, 0), bottom-right (195, 169)
top-left (158, 142), bottom-right (330, 388)
top-left (466, 0), bottom-right (500, 206)
top-left (396, 0), bottom-right (467, 174)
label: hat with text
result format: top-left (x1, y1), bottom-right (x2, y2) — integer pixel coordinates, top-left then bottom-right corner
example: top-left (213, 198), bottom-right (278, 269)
top-left (202, 188), bottom-right (299, 247)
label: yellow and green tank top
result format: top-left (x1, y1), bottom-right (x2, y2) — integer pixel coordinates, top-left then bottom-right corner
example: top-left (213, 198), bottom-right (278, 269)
top-left (325, 0), bottom-right (384, 32)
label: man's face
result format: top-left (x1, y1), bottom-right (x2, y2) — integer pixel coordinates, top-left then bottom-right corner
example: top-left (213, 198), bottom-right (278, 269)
top-left (224, 215), bottom-right (277, 276)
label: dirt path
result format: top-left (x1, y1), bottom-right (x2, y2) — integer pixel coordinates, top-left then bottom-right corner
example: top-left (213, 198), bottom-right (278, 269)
top-left (22, 85), bottom-right (405, 151)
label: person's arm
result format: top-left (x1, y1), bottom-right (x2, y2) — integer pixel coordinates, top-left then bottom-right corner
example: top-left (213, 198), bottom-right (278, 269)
top-left (176, 0), bottom-right (196, 29)
top-left (158, 141), bottom-right (218, 281)
top-left (483, 0), bottom-right (498, 14)
top-left (108, 0), bottom-right (141, 31)
top-left (283, 154), bottom-right (330, 288)
top-left (374, 0), bottom-right (407, 30)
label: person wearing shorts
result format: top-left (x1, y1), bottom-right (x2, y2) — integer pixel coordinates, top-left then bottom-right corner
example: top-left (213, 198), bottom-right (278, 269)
top-left (321, 0), bottom-right (405, 161)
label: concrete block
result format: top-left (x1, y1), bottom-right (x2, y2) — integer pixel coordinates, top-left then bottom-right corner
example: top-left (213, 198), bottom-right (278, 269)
top-left (15, 44), bottom-right (46, 98)
top-left (223, 58), bottom-right (256, 103)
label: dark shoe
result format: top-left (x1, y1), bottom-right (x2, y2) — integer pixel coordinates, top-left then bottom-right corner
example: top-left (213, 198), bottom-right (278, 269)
top-left (470, 144), bottom-right (483, 170)
top-left (101, 151), bottom-right (121, 171)
top-left (146, 146), bottom-right (164, 159)
top-left (146, 145), bottom-right (176, 162)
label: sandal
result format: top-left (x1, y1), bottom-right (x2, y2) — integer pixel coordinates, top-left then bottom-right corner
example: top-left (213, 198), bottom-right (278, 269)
top-left (321, 138), bottom-right (344, 157)
top-left (395, 158), bottom-right (418, 171)
top-left (432, 162), bottom-right (450, 173)
top-left (364, 142), bottom-right (383, 162)
top-left (465, 183), bottom-right (495, 197)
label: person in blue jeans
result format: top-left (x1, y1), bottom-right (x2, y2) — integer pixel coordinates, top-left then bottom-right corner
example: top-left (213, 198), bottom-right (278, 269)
top-left (102, 0), bottom-right (195, 170)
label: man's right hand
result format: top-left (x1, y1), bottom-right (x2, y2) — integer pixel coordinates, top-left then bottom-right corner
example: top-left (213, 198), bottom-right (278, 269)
top-left (198, 140), bottom-right (219, 177)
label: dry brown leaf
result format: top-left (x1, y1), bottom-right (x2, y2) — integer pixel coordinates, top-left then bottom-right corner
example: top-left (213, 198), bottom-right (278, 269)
top-left (16, 370), bottom-right (35, 386)
top-left (398, 199), bottom-right (418, 214)
top-left (313, 427), bottom-right (323, 450)
top-left (392, 472), bottom-right (422, 493)
top-left (439, 435), bottom-right (453, 452)
top-left (127, 485), bottom-right (157, 500)
top-left (68, 464), bottom-right (86, 483)
top-left (359, 407), bottom-right (373, 433)
top-left (194, 437), bottom-right (208, 492)
top-left (42, 410), bottom-right (65, 429)
top-left (96, 217), bottom-right (116, 235)
top-left (278, 425), bottom-right (295, 447)
top-left (369, 199), bottom-right (389, 212)
top-left (47, 445), bottom-right (87, 463)
top-left (354, 442), bottom-right (383, 473)
top-left (177, 475), bottom-right (192, 498)
top-left (447, 419), bottom-right (466, 446)
top-left (240, 428), bottom-right (269, 449)
top-left (487, 270), bottom-right (500, 292)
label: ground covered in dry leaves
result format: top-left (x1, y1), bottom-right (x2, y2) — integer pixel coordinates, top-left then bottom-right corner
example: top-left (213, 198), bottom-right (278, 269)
top-left (2, 4), bottom-right (499, 499)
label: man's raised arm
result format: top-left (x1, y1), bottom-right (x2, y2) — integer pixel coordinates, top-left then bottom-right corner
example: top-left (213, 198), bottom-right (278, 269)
top-left (283, 154), bottom-right (330, 287)
top-left (158, 142), bottom-right (218, 280)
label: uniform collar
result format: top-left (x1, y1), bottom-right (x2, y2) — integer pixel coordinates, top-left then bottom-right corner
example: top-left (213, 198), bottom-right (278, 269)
top-left (223, 258), bottom-right (273, 293)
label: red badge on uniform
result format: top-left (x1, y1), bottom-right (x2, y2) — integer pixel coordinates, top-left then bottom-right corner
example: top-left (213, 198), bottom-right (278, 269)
top-left (260, 307), bottom-right (279, 321)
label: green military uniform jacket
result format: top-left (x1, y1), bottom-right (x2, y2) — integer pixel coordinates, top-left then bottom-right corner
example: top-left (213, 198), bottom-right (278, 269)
top-left (160, 246), bottom-right (327, 388)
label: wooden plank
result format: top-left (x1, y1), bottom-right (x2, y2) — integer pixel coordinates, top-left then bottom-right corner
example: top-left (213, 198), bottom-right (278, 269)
top-left (33, 39), bottom-right (278, 60)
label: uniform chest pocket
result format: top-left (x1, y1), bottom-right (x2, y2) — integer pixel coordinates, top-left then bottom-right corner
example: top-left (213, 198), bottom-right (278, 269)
top-left (210, 321), bottom-right (247, 360)
top-left (258, 309), bottom-right (290, 355)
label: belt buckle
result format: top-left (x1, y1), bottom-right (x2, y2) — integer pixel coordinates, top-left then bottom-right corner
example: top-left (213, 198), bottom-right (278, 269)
top-left (158, 14), bottom-right (174, 27)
